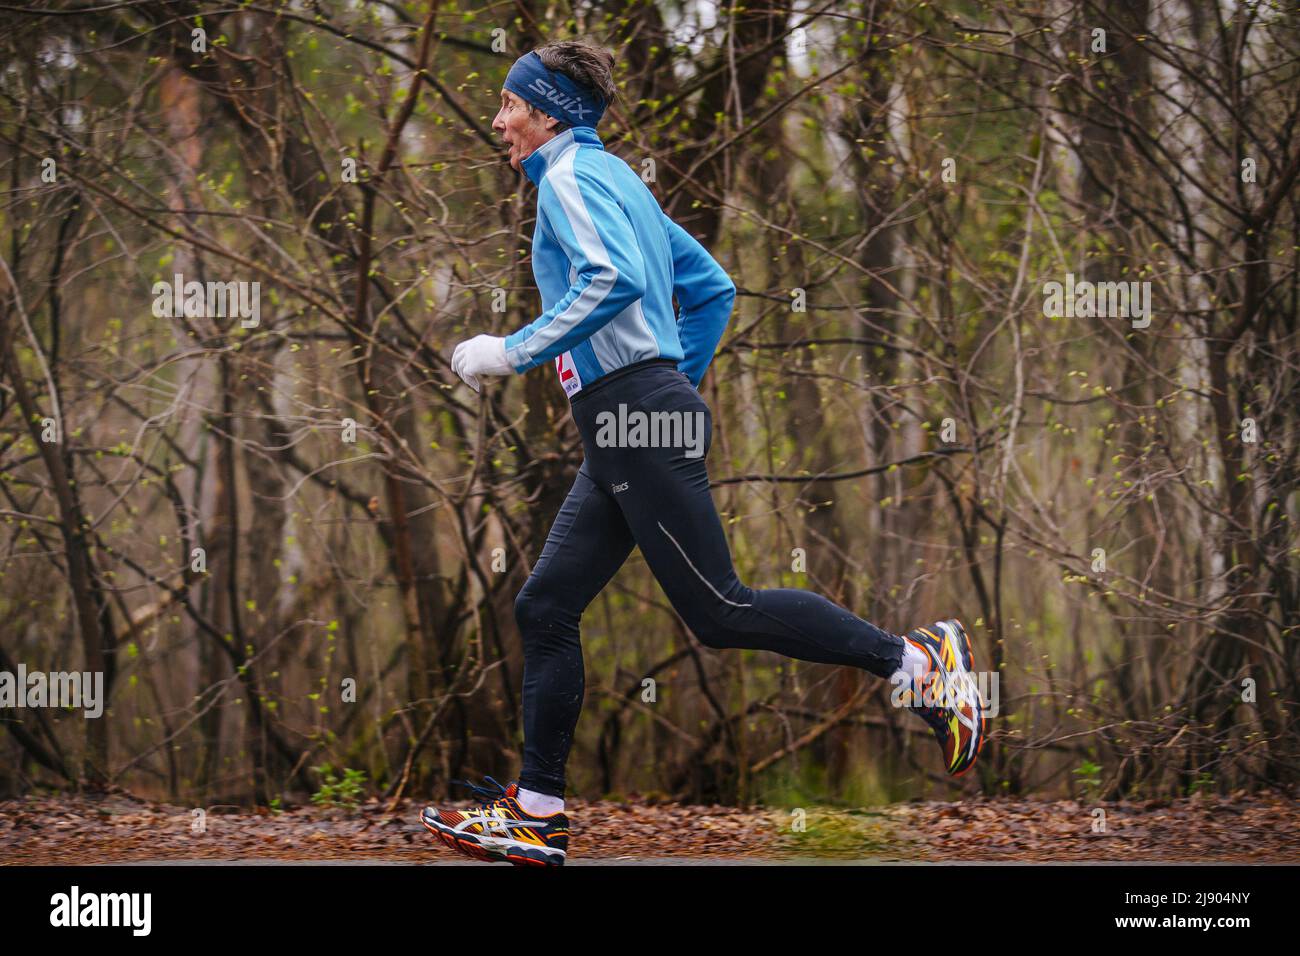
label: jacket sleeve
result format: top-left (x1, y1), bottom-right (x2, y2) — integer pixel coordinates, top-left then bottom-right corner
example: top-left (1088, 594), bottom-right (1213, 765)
top-left (503, 161), bottom-right (647, 372)
top-left (662, 212), bottom-right (735, 388)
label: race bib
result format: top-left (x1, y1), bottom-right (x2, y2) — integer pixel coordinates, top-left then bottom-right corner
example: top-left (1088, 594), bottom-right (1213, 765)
top-left (555, 351), bottom-right (583, 397)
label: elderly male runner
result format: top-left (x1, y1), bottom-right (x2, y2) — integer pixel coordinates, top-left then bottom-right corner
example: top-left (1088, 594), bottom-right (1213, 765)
top-left (421, 39), bottom-right (986, 866)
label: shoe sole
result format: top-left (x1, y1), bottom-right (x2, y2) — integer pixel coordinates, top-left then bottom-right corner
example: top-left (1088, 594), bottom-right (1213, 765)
top-left (940, 618), bottom-right (987, 777)
top-left (419, 810), bottom-right (566, 867)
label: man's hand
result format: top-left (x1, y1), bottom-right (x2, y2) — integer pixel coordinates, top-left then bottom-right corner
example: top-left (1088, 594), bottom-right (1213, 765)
top-left (451, 334), bottom-right (513, 392)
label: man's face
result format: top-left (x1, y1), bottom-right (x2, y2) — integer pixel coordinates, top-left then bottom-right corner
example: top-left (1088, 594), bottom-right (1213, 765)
top-left (492, 89), bottom-right (560, 171)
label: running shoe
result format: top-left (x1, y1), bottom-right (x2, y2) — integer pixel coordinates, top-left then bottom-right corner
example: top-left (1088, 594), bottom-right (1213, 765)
top-left (419, 776), bottom-right (568, 867)
top-left (899, 619), bottom-right (987, 777)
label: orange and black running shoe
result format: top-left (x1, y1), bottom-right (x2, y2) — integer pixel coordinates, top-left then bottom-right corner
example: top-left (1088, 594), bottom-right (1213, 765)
top-left (420, 776), bottom-right (568, 867)
top-left (898, 619), bottom-right (987, 777)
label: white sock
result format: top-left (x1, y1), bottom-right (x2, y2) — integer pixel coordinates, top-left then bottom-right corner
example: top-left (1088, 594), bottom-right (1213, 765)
top-left (891, 638), bottom-right (929, 702)
top-left (516, 787), bottom-right (564, 817)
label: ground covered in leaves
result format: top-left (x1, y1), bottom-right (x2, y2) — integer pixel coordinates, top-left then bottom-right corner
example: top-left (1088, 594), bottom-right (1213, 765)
top-left (2, 790), bottom-right (1297, 864)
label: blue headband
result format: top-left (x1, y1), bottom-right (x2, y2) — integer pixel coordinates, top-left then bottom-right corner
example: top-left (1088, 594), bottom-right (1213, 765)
top-left (504, 51), bottom-right (606, 129)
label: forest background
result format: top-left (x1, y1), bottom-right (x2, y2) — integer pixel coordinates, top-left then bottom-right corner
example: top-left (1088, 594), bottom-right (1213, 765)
top-left (0, 0), bottom-right (1296, 814)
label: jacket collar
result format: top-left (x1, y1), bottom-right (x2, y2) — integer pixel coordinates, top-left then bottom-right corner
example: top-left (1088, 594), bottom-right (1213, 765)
top-left (521, 127), bottom-right (604, 185)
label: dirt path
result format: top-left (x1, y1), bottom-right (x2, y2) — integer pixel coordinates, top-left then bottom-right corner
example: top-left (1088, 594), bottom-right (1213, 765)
top-left (3, 791), bottom-right (1297, 865)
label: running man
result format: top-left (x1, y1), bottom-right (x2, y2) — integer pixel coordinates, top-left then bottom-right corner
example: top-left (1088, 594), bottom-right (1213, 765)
top-left (421, 39), bottom-right (986, 866)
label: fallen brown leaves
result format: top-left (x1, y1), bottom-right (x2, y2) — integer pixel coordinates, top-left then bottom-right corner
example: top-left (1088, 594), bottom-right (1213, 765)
top-left (882, 793), bottom-right (1300, 863)
top-left (0, 792), bottom-right (783, 865)
top-left (1, 791), bottom-right (1296, 864)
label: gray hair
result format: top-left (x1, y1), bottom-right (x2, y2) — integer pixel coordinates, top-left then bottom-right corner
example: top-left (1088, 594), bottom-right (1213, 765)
top-left (525, 39), bottom-right (617, 132)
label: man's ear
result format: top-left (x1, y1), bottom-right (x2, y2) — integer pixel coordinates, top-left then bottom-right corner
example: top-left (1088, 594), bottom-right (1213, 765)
top-left (543, 114), bottom-right (562, 132)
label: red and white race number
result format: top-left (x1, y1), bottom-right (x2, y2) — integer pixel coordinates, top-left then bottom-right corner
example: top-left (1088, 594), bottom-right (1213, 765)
top-left (555, 351), bottom-right (583, 397)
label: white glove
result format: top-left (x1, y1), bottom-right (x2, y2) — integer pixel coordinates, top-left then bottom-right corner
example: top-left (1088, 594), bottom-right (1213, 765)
top-left (451, 334), bottom-right (513, 392)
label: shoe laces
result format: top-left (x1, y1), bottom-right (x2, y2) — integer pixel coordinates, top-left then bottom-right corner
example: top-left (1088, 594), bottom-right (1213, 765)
top-left (906, 643), bottom-right (976, 722)
top-left (447, 776), bottom-right (549, 834)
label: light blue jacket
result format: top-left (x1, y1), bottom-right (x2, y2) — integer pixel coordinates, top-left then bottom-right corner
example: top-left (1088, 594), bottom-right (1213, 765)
top-left (503, 127), bottom-right (736, 398)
